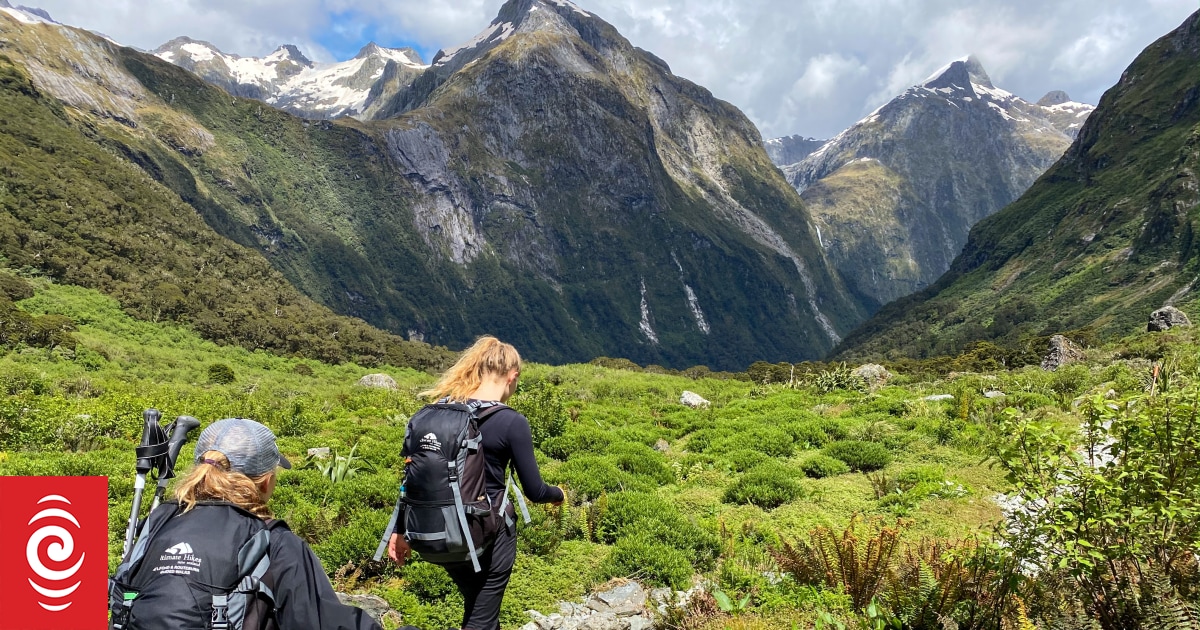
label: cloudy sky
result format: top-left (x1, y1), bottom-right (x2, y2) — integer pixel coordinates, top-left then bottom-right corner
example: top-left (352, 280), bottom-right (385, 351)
top-left (27, 0), bottom-right (1200, 138)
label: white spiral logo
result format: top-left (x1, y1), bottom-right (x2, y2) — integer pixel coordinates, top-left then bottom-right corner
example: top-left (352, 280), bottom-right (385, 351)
top-left (26, 495), bottom-right (85, 612)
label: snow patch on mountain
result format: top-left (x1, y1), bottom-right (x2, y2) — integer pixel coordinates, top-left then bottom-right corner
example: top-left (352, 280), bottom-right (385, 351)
top-left (1, 3), bottom-right (56, 25)
top-left (156, 39), bottom-right (428, 119)
top-left (435, 21), bottom-right (516, 66)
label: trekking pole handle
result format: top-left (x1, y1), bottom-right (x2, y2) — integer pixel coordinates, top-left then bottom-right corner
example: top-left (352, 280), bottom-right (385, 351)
top-left (151, 416), bottom-right (201, 510)
top-left (135, 409), bottom-right (164, 474)
top-left (161, 416), bottom-right (201, 481)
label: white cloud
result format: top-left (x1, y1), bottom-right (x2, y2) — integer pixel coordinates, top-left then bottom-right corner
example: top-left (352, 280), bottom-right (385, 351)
top-left (26, 0), bottom-right (1200, 138)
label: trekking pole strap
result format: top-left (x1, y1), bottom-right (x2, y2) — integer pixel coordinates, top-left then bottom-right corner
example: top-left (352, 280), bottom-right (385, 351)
top-left (508, 471), bottom-right (531, 524)
top-left (374, 496), bottom-right (403, 562)
top-left (448, 462), bottom-right (481, 572)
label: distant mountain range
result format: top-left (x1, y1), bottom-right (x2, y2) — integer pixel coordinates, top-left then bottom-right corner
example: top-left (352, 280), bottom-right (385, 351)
top-left (767, 56), bottom-right (1094, 310)
top-left (153, 37), bottom-right (428, 120)
top-left (838, 10), bottom-right (1200, 359)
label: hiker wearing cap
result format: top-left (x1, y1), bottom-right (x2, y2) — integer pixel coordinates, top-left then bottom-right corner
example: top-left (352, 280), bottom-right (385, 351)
top-left (108, 418), bottom-right (382, 630)
top-left (385, 336), bottom-right (565, 630)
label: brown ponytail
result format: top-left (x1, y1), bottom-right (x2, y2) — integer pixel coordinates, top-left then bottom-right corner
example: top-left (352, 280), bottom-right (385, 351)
top-left (174, 451), bottom-right (273, 518)
top-left (420, 335), bottom-right (522, 402)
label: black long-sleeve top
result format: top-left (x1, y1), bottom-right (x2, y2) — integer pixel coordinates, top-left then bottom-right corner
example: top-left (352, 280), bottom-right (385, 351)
top-left (270, 530), bottom-right (382, 630)
top-left (472, 404), bottom-right (564, 504)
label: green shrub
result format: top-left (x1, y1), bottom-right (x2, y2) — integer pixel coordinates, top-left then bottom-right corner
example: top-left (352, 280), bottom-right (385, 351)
top-left (541, 425), bottom-right (612, 460)
top-left (784, 421), bottom-right (830, 449)
top-left (0, 273), bottom-right (34, 301)
top-left (601, 532), bottom-right (693, 589)
top-left (823, 440), bottom-right (892, 472)
top-left (722, 462), bottom-right (805, 508)
top-left (402, 561), bottom-right (456, 602)
top-left (800, 454), bottom-right (850, 478)
top-left (596, 492), bottom-right (719, 568)
top-left (310, 509), bottom-right (388, 572)
top-left (510, 379), bottom-right (568, 448)
top-left (723, 448), bottom-right (770, 472)
top-left (548, 455), bottom-right (634, 500)
top-left (720, 424), bottom-right (795, 457)
top-left (607, 442), bottom-right (673, 485)
top-left (292, 363), bottom-right (314, 376)
top-left (207, 363), bottom-right (236, 384)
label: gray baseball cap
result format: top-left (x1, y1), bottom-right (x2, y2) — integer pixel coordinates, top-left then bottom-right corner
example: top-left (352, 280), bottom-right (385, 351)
top-left (194, 418), bottom-right (292, 477)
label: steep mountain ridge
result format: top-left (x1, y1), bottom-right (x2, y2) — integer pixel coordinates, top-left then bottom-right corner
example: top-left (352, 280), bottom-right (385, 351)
top-left (0, 0), bottom-right (862, 369)
top-left (837, 10), bottom-right (1200, 359)
top-left (764, 134), bottom-right (825, 167)
top-left (153, 37), bottom-right (427, 119)
top-left (779, 56), bottom-right (1093, 309)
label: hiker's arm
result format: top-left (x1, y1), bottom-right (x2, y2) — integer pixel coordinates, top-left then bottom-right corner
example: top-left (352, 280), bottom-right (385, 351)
top-left (508, 413), bottom-right (565, 504)
top-left (271, 533), bottom-right (383, 630)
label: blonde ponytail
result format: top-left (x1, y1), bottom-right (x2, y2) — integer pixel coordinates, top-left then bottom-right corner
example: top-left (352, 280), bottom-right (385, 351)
top-left (174, 451), bottom-right (273, 518)
top-left (420, 336), bottom-right (521, 402)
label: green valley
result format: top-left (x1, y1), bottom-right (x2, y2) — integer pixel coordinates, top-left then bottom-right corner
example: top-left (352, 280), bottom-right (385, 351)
top-left (0, 275), bottom-right (1196, 628)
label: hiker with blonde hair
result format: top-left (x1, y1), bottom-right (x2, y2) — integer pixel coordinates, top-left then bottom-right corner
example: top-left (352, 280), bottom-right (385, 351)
top-left (110, 418), bottom-right (383, 630)
top-left (386, 336), bottom-right (564, 630)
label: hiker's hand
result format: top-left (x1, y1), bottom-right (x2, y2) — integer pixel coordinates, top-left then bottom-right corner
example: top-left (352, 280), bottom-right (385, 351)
top-left (388, 534), bottom-right (411, 566)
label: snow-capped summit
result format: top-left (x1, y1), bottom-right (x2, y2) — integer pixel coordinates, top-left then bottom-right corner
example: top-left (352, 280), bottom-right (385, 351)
top-left (0, 1), bottom-right (58, 25)
top-left (354, 42), bottom-right (425, 68)
top-left (430, 0), bottom-right (597, 72)
top-left (776, 55), bottom-right (1096, 310)
top-left (922, 55), bottom-right (994, 90)
top-left (155, 38), bottom-right (428, 120)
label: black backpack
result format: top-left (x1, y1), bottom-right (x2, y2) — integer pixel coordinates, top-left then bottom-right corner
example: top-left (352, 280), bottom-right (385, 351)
top-left (374, 402), bottom-right (529, 572)
top-left (109, 501), bottom-right (287, 630)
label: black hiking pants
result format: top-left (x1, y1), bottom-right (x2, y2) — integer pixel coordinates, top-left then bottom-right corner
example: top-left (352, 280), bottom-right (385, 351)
top-left (442, 522), bottom-right (517, 630)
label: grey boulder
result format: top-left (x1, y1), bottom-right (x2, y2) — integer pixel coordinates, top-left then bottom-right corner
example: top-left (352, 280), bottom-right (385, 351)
top-left (1148, 306), bottom-right (1192, 332)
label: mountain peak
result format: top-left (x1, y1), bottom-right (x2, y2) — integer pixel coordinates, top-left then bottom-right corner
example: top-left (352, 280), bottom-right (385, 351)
top-left (353, 42), bottom-right (425, 66)
top-left (922, 55), bottom-right (993, 90)
top-left (1037, 90), bottom-right (1071, 106)
top-left (271, 44), bottom-right (312, 66)
top-left (155, 36), bottom-right (224, 56)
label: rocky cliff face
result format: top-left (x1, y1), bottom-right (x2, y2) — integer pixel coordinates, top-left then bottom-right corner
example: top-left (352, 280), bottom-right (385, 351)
top-left (0, 0), bottom-right (863, 369)
top-left (837, 12), bottom-right (1200, 359)
top-left (781, 57), bottom-right (1093, 310)
top-left (363, 0), bottom-right (862, 365)
top-left (764, 134), bottom-right (825, 166)
top-left (153, 37), bottom-right (427, 120)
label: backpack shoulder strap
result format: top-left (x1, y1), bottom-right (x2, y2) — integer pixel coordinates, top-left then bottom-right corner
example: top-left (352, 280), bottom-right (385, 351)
top-left (213, 517), bottom-right (276, 630)
top-left (475, 403), bottom-right (509, 423)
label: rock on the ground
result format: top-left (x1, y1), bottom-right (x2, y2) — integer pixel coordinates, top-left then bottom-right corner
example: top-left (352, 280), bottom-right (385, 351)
top-left (307, 447), bottom-right (331, 459)
top-left (357, 373), bottom-right (398, 389)
top-left (1041, 334), bottom-right (1085, 371)
top-left (1148, 306), bottom-right (1192, 332)
top-left (654, 438), bottom-right (670, 453)
top-left (983, 390), bottom-right (1006, 399)
top-left (680, 391), bottom-right (710, 408)
top-left (335, 593), bottom-right (391, 624)
top-left (852, 363), bottom-right (891, 386)
top-left (588, 582), bottom-right (646, 617)
top-left (923, 394), bottom-right (954, 401)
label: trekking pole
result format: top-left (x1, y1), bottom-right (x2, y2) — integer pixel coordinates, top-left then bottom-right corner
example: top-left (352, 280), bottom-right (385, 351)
top-left (122, 409), bottom-right (167, 559)
top-left (150, 415), bottom-right (201, 511)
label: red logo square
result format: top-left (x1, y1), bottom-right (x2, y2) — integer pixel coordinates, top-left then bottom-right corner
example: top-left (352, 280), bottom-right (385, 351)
top-left (0, 476), bottom-right (109, 630)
